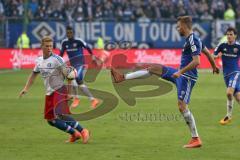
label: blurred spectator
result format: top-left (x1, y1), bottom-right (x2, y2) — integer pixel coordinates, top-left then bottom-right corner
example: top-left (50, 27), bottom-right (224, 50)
top-left (159, 0), bottom-right (174, 19)
top-left (224, 3), bottom-right (235, 20)
top-left (138, 12), bottom-right (151, 23)
top-left (28, 0), bottom-right (38, 16)
top-left (200, 11), bottom-right (213, 21)
top-left (16, 0), bottom-right (24, 17)
top-left (0, 0), bottom-right (4, 19)
top-left (1, 0), bottom-right (240, 21)
top-left (73, 2), bottom-right (85, 22)
top-left (148, 0), bottom-right (161, 20)
top-left (236, 0), bottom-right (240, 21)
top-left (96, 37), bottom-right (104, 49)
top-left (46, 0), bottom-right (65, 20)
top-left (85, 0), bottom-right (94, 21)
top-left (35, 6), bottom-right (47, 20)
top-left (211, 0), bottom-right (225, 19)
top-left (103, 0), bottom-right (114, 21)
top-left (94, 5), bottom-right (103, 21)
top-left (34, 0), bottom-right (49, 20)
top-left (143, 3), bottom-right (154, 20)
top-left (16, 31), bottom-right (30, 48)
top-left (121, 0), bottom-right (136, 21)
top-left (64, 0), bottom-right (77, 23)
top-left (196, 0), bottom-right (208, 18)
top-left (115, 5), bottom-right (123, 21)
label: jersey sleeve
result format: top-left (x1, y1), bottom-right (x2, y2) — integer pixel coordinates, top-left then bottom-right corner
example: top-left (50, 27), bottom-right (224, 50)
top-left (60, 41), bottom-right (66, 57)
top-left (53, 55), bottom-right (70, 77)
top-left (76, 38), bottom-right (93, 55)
top-left (189, 36), bottom-right (201, 56)
top-left (201, 42), bottom-right (206, 50)
top-left (33, 65), bottom-right (40, 73)
top-left (214, 43), bottom-right (223, 56)
top-left (33, 57), bottom-right (42, 73)
top-left (54, 55), bottom-right (66, 67)
top-left (237, 44), bottom-right (240, 56)
top-left (76, 38), bottom-right (87, 47)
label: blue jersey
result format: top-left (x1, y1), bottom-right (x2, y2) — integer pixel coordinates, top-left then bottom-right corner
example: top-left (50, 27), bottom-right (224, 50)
top-left (214, 42), bottom-right (240, 77)
top-left (60, 38), bottom-right (92, 68)
top-left (180, 33), bottom-right (202, 80)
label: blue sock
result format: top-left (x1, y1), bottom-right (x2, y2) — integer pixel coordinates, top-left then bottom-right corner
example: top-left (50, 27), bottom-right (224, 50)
top-left (59, 115), bottom-right (83, 132)
top-left (48, 119), bottom-right (75, 135)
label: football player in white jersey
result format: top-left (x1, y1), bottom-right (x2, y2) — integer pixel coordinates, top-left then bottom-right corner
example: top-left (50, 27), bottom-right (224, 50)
top-left (19, 36), bottom-right (90, 143)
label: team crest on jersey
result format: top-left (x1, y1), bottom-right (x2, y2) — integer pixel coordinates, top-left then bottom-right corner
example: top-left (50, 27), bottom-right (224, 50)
top-left (191, 45), bottom-right (197, 52)
top-left (47, 63), bottom-right (52, 67)
top-left (66, 45), bottom-right (68, 48)
top-left (234, 48), bottom-right (238, 53)
top-left (73, 43), bottom-right (77, 47)
top-left (223, 48), bottom-right (227, 51)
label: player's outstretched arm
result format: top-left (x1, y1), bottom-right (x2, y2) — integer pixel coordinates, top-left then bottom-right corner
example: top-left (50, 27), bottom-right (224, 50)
top-left (172, 55), bottom-right (200, 78)
top-left (59, 40), bottom-right (66, 57)
top-left (19, 72), bottom-right (39, 98)
top-left (85, 45), bottom-right (102, 66)
top-left (202, 47), bottom-right (219, 74)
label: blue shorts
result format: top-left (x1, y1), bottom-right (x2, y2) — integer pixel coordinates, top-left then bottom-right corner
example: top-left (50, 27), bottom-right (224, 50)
top-left (224, 72), bottom-right (240, 94)
top-left (75, 65), bottom-right (86, 84)
top-left (161, 66), bottom-right (196, 104)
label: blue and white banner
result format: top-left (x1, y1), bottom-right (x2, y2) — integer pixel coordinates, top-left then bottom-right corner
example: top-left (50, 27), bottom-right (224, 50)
top-left (6, 21), bottom-right (212, 48)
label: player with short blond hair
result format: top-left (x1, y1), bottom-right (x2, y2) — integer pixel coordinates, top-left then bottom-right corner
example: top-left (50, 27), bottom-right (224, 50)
top-left (19, 36), bottom-right (90, 143)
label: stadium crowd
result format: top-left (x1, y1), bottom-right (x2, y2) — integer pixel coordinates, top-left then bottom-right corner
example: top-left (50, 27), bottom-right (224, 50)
top-left (0, 0), bottom-right (239, 21)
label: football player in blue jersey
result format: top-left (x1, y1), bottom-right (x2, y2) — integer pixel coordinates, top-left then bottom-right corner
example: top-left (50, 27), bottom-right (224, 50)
top-left (60, 26), bottom-right (100, 108)
top-left (214, 27), bottom-right (240, 125)
top-left (111, 16), bottom-right (219, 148)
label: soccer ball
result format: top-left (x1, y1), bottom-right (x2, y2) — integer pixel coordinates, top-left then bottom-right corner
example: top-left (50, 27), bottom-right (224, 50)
top-left (63, 66), bottom-right (77, 80)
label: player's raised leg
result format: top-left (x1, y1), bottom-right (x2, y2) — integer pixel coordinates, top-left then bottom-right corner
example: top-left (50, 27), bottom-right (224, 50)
top-left (111, 65), bottom-right (164, 83)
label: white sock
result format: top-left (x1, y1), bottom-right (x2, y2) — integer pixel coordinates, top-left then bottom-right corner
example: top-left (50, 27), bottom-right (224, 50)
top-left (124, 70), bottom-right (151, 80)
top-left (182, 109), bottom-right (199, 137)
top-left (79, 84), bottom-right (94, 100)
top-left (226, 99), bottom-right (234, 118)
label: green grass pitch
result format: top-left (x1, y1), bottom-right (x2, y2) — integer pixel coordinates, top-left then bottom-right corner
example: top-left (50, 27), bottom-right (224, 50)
top-left (0, 69), bottom-right (239, 160)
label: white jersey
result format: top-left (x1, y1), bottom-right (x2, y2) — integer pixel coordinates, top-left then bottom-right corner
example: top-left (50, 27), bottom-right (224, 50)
top-left (33, 53), bottom-right (66, 95)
